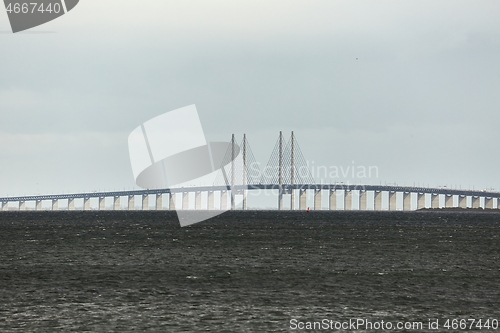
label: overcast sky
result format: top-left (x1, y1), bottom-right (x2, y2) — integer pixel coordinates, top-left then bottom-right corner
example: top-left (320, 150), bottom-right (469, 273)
top-left (1, 0), bottom-right (499, 198)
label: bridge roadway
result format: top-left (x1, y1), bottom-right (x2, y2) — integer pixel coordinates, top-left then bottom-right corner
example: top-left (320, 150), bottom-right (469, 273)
top-left (1, 184), bottom-right (500, 211)
top-left (1, 184), bottom-right (500, 202)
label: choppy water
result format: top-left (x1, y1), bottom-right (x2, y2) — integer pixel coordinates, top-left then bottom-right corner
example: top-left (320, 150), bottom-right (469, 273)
top-left (0, 211), bottom-right (499, 332)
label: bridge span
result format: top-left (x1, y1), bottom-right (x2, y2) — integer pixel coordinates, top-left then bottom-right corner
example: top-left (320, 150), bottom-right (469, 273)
top-left (1, 184), bottom-right (499, 211)
top-left (1, 131), bottom-right (499, 212)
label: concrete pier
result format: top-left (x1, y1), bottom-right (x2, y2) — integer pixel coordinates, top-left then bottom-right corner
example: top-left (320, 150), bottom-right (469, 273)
top-left (472, 196), bottom-right (480, 208)
top-left (155, 194), bottom-right (162, 210)
top-left (83, 198), bottom-right (90, 211)
top-left (403, 192), bottom-right (411, 211)
top-left (389, 191), bottom-right (397, 211)
top-left (68, 198), bottom-right (75, 211)
top-left (359, 190), bottom-right (367, 210)
top-left (1, 201), bottom-right (8, 211)
top-left (168, 193), bottom-right (175, 210)
top-left (36, 199), bottom-right (42, 211)
top-left (445, 194), bottom-right (453, 208)
top-left (52, 199), bottom-right (58, 211)
top-left (299, 189), bottom-right (307, 210)
top-left (417, 193), bottom-right (426, 209)
top-left (485, 197), bottom-right (493, 209)
top-left (19, 201), bottom-right (26, 211)
top-left (329, 189), bottom-right (336, 210)
top-left (128, 195), bottom-right (135, 210)
top-left (374, 191), bottom-right (382, 211)
top-left (220, 191), bottom-right (228, 210)
top-left (195, 191), bottom-right (202, 210)
top-left (182, 192), bottom-right (189, 210)
top-left (458, 195), bottom-right (467, 208)
top-left (142, 194), bottom-right (149, 210)
top-left (344, 190), bottom-right (352, 211)
top-left (99, 197), bottom-right (105, 210)
top-left (314, 189), bottom-right (322, 210)
top-left (207, 191), bottom-right (214, 210)
top-left (290, 190), bottom-right (295, 211)
top-left (431, 194), bottom-right (439, 208)
top-left (114, 196), bottom-right (120, 210)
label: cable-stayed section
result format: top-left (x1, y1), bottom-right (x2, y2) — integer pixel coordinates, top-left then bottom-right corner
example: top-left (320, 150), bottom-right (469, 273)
top-left (259, 134), bottom-right (285, 185)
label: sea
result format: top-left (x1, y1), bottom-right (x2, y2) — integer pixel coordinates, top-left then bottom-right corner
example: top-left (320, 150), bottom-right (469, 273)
top-left (0, 210), bottom-right (499, 332)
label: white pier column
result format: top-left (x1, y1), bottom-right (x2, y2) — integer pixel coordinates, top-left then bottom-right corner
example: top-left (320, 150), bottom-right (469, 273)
top-left (431, 194), bottom-right (439, 208)
top-left (314, 189), bottom-right (322, 210)
top-left (389, 191), bottom-right (397, 211)
top-left (472, 196), bottom-right (480, 208)
top-left (485, 197), bottom-right (493, 209)
top-left (220, 191), bottom-right (228, 210)
top-left (142, 194), bottom-right (149, 210)
top-left (290, 189), bottom-right (295, 211)
top-left (403, 192), bottom-right (411, 211)
top-left (243, 189), bottom-right (248, 210)
top-left (36, 199), bottom-right (43, 211)
top-left (445, 195), bottom-right (454, 208)
top-left (207, 191), bottom-right (214, 210)
top-left (195, 191), bottom-right (202, 210)
top-left (1, 202), bottom-right (8, 211)
top-left (155, 194), bottom-right (162, 210)
top-left (344, 190), bottom-right (352, 210)
top-left (497, 198), bottom-right (500, 210)
top-left (458, 195), bottom-right (467, 208)
top-left (52, 199), bottom-right (58, 211)
top-left (359, 190), bottom-right (367, 211)
top-left (169, 193), bottom-right (176, 210)
top-left (128, 195), bottom-right (135, 210)
top-left (417, 193), bottom-right (426, 209)
top-left (99, 197), bottom-right (105, 210)
top-left (114, 196), bottom-right (120, 210)
top-left (83, 198), bottom-right (90, 211)
top-left (19, 201), bottom-right (26, 211)
top-left (329, 189), bottom-right (336, 210)
top-left (68, 198), bottom-right (75, 211)
top-left (182, 192), bottom-right (189, 210)
top-left (299, 189), bottom-right (307, 210)
top-left (374, 191), bottom-right (383, 211)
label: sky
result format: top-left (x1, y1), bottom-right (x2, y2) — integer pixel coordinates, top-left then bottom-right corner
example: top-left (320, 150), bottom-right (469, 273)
top-left (1, 0), bottom-right (499, 201)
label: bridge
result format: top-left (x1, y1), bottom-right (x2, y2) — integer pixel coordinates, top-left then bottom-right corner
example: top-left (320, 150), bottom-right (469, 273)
top-left (1, 132), bottom-right (499, 211)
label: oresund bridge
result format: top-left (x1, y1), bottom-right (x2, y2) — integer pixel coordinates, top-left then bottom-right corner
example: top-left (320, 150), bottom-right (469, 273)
top-left (1, 132), bottom-right (499, 212)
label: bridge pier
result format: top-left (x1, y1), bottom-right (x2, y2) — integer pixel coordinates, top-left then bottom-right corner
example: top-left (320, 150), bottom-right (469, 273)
top-left (169, 193), bottom-right (176, 210)
top-left (329, 189), bottom-right (336, 210)
top-left (458, 195), bottom-right (467, 208)
top-left (389, 191), bottom-right (397, 211)
top-left (417, 193), bottom-right (426, 209)
top-left (445, 194), bottom-right (453, 208)
top-left (182, 192), bottom-right (189, 210)
top-left (403, 192), bottom-right (411, 211)
top-left (68, 198), bottom-right (75, 211)
top-left (498, 199), bottom-right (500, 210)
top-left (142, 194), bottom-right (149, 210)
top-left (35, 199), bottom-right (43, 211)
top-left (207, 191), bottom-right (214, 210)
top-left (290, 189), bottom-right (295, 211)
top-left (83, 198), bottom-right (90, 211)
top-left (99, 197), bottom-right (105, 210)
top-left (431, 194), bottom-right (439, 208)
top-left (1, 201), bottom-right (8, 211)
top-left (243, 189), bottom-right (248, 210)
top-left (195, 191), bottom-right (202, 210)
top-left (344, 190), bottom-right (352, 210)
top-left (155, 194), bottom-right (162, 210)
top-left (485, 197), bottom-right (493, 209)
top-left (128, 195), bottom-right (135, 210)
top-left (52, 199), bottom-right (58, 211)
top-left (299, 189), bottom-right (307, 210)
top-left (19, 201), bottom-right (26, 211)
top-left (359, 190), bottom-right (367, 210)
top-left (114, 196), bottom-right (121, 210)
top-left (374, 191), bottom-right (382, 211)
top-left (472, 196), bottom-right (481, 208)
top-left (314, 189), bottom-right (322, 210)
top-left (220, 191), bottom-right (228, 210)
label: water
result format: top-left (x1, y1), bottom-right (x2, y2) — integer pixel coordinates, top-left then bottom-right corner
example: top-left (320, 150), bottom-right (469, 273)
top-left (1, 211), bottom-right (499, 332)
